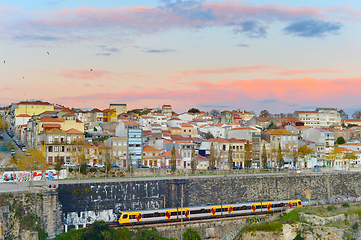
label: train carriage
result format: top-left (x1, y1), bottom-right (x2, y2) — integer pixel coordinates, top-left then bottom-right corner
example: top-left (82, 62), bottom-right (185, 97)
top-left (117, 199), bottom-right (302, 225)
top-left (288, 200), bottom-right (302, 209)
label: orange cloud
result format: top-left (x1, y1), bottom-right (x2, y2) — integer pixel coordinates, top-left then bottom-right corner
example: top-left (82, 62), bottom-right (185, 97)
top-left (57, 77), bottom-right (361, 112)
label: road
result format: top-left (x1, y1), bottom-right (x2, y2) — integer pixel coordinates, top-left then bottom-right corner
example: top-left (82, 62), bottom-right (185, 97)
top-left (0, 168), bottom-right (359, 193)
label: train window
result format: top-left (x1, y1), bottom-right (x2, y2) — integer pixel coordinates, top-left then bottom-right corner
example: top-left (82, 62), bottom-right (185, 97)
top-left (222, 208), bottom-right (228, 212)
top-left (216, 208), bottom-right (221, 212)
top-left (196, 210), bottom-right (201, 214)
top-left (262, 205), bottom-right (267, 208)
top-left (242, 206), bottom-right (247, 210)
top-left (191, 210), bottom-right (197, 214)
top-left (154, 213), bottom-right (159, 217)
top-left (160, 213), bottom-right (165, 217)
top-left (130, 215), bottom-right (135, 219)
top-left (247, 206), bottom-right (251, 210)
top-left (123, 214), bottom-right (128, 219)
top-left (171, 212), bottom-right (177, 216)
top-left (256, 205), bottom-right (261, 209)
top-left (206, 209), bottom-right (210, 213)
top-left (293, 203), bottom-right (297, 206)
top-left (284, 203), bottom-right (287, 206)
top-left (298, 201), bottom-right (301, 205)
top-left (234, 207), bottom-right (239, 211)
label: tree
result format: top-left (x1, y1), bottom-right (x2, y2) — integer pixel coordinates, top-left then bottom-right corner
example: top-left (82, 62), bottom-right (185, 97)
top-left (98, 145), bottom-right (111, 179)
top-left (69, 138), bottom-right (89, 181)
top-left (352, 110), bottom-right (361, 119)
top-left (327, 147), bottom-right (342, 167)
top-left (190, 144), bottom-right (197, 174)
top-left (261, 144), bottom-right (268, 169)
top-left (183, 228), bottom-right (201, 240)
top-left (244, 140), bottom-right (252, 169)
top-left (338, 109), bottom-right (347, 119)
top-left (267, 121), bottom-right (280, 130)
top-left (18, 146), bottom-right (48, 188)
top-left (276, 143), bottom-right (284, 168)
top-left (54, 155), bottom-right (62, 181)
top-left (335, 136), bottom-right (346, 145)
top-left (205, 132), bottom-right (214, 140)
top-left (188, 108), bottom-right (200, 113)
top-left (228, 144), bottom-right (233, 170)
top-left (171, 144), bottom-right (177, 173)
top-left (209, 142), bottom-right (215, 170)
top-left (259, 110), bottom-right (271, 118)
top-left (343, 151), bottom-right (358, 171)
top-left (0, 116), bottom-right (8, 131)
top-left (209, 109), bottom-right (221, 117)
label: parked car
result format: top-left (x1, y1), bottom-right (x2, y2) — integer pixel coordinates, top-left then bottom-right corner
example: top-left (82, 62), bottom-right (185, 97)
top-left (94, 164), bottom-right (105, 168)
top-left (164, 165), bottom-right (171, 169)
top-left (10, 149), bottom-right (16, 155)
top-left (207, 166), bottom-right (219, 170)
top-left (110, 164), bottom-right (120, 168)
top-left (138, 164), bottom-right (149, 168)
top-left (62, 162), bottom-right (77, 167)
top-left (87, 164), bottom-right (93, 168)
top-left (295, 168), bottom-right (302, 173)
top-left (21, 147), bottom-right (27, 152)
top-left (313, 167), bottom-right (321, 172)
top-left (150, 165), bottom-right (160, 169)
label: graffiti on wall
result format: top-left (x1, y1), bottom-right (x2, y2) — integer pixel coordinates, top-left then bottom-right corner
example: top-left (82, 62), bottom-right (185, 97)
top-left (0, 170), bottom-right (67, 182)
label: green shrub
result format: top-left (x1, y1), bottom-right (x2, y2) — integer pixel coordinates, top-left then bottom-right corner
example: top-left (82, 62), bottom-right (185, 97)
top-left (68, 168), bottom-right (73, 173)
top-left (327, 205), bottom-right (336, 211)
top-left (80, 163), bottom-right (87, 175)
top-left (278, 210), bottom-right (300, 224)
top-left (244, 222), bottom-right (283, 233)
top-left (293, 234), bottom-right (305, 240)
top-left (183, 228), bottom-right (201, 240)
top-left (89, 168), bottom-right (97, 173)
top-left (342, 203), bottom-right (350, 208)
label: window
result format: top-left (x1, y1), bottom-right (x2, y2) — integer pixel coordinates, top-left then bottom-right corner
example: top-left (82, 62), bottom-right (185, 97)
top-left (54, 146), bottom-right (59, 152)
top-left (123, 214), bottom-right (128, 219)
top-left (48, 146), bottom-right (53, 152)
top-left (61, 146), bottom-right (65, 152)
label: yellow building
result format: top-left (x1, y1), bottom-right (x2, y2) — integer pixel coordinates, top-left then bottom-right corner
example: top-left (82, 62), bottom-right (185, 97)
top-left (228, 138), bottom-right (247, 168)
top-left (103, 109), bottom-right (117, 122)
top-left (15, 100), bottom-right (54, 116)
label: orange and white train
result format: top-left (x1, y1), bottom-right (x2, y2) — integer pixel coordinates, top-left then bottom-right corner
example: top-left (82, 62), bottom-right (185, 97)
top-left (117, 199), bottom-right (302, 225)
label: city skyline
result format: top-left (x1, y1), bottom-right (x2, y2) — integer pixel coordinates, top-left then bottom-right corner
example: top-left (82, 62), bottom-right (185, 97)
top-left (1, 0), bottom-right (361, 115)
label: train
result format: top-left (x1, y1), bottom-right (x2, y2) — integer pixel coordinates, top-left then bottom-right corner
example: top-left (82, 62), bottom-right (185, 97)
top-left (117, 199), bottom-right (302, 225)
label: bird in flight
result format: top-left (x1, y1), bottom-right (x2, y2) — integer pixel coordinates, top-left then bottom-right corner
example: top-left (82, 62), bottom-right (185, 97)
top-left (47, 51), bottom-right (49, 55)
top-left (90, 69), bottom-right (93, 71)
top-left (3, 61), bottom-right (5, 63)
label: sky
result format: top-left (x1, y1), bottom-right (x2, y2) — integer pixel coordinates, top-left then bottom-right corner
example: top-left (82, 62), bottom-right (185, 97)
top-left (1, 0), bottom-right (361, 116)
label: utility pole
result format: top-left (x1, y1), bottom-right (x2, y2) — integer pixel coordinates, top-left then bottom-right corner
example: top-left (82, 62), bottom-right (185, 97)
top-left (180, 184), bottom-right (183, 240)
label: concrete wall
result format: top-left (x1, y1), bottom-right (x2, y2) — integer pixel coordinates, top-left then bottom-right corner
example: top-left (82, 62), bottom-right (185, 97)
top-left (58, 173), bottom-right (361, 226)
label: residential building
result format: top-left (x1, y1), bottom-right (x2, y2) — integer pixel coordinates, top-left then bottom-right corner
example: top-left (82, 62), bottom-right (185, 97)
top-left (293, 111), bottom-right (320, 128)
top-left (161, 105), bottom-right (172, 119)
top-left (228, 138), bottom-right (246, 168)
top-left (227, 127), bottom-right (260, 141)
top-left (180, 123), bottom-right (197, 137)
top-left (109, 103), bottom-right (127, 115)
top-left (196, 154), bottom-right (209, 170)
top-left (104, 136), bottom-right (128, 167)
top-left (316, 108), bottom-right (341, 127)
top-left (142, 145), bottom-right (162, 167)
top-left (103, 109), bottom-right (117, 122)
top-left (302, 128), bottom-right (335, 162)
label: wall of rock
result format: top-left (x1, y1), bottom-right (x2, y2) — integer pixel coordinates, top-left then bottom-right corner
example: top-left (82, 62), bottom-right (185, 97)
top-left (58, 172), bottom-right (361, 226)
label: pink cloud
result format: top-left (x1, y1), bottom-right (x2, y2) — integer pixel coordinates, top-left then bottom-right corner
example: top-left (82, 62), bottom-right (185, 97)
top-left (58, 69), bottom-right (111, 80)
top-left (177, 65), bottom-right (347, 77)
top-left (58, 77), bottom-right (361, 112)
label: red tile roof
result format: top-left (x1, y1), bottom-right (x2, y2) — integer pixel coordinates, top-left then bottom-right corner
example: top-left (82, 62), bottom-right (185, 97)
top-left (16, 114), bottom-right (31, 117)
top-left (143, 145), bottom-right (161, 152)
top-left (161, 150), bottom-right (181, 157)
top-left (205, 138), bottom-right (229, 143)
top-left (18, 100), bottom-right (52, 105)
top-left (196, 154), bottom-right (208, 161)
top-left (40, 117), bottom-right (64, 123)
top-left (66, 128), bottom-right (83, 134)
